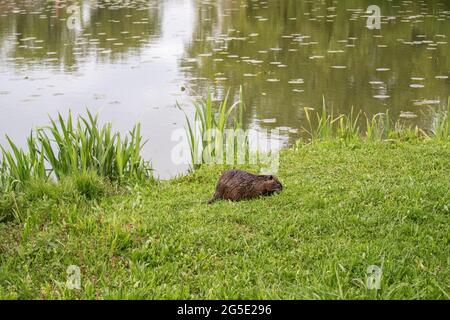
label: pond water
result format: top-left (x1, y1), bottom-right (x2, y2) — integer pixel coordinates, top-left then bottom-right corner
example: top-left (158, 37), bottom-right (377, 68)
top-left (0, 0), bottom-right (449, 178)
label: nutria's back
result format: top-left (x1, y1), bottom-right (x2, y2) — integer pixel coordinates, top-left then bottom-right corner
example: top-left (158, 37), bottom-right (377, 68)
top-left (208, 170), bottom-right (283, 203)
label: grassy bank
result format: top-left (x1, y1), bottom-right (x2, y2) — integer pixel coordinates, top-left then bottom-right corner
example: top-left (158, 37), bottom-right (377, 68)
top-left (0, 138), bottom-right (449, 299)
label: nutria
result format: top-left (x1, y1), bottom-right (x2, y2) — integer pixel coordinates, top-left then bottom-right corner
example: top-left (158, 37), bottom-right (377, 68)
top-left (208, 170), bottom-right (283, 204)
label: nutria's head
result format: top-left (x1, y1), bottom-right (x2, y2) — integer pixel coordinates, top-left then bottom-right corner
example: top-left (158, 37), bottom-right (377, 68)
top-left (259, 174), bottom-right (283, 195)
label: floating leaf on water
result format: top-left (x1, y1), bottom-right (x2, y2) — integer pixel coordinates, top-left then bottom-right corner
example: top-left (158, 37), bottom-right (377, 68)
top-left (414, 100), bottom-right (440, 106)
top-left (373, 95), bottom-right (390, 99)
top-left (246, 59), bottom-right (264, 64)
top-left (20, 37), bottom-right (37, 41)
top-left (331, 65), bottom-right (347, 69)
top-left (288, 79), bottom-right (304, 84)
top-left (400, 111), bottom-right (418, 119)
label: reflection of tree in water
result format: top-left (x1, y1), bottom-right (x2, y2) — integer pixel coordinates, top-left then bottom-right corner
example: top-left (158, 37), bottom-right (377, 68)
top-left (182, 0), bottom-right (450, 134)
top-left (0, 0), bottom-right (162, 70)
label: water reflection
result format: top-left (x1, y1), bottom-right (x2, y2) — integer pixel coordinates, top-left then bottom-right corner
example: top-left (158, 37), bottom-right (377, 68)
top-left (0, 0), bottom-right (161, 69)
top-left (182, 0), bottom-right (450, 139)
top-left (0, 0), bottom-right (449, 178)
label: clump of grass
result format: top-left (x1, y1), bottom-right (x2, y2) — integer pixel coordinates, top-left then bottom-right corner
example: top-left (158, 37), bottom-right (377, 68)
top-left (0, 110), bottom-right (152, 191)
top-left (0, 171), bottom-right (111, 223)
top-left (365, 112), bottom-right (391, 141)
top-left (431, 98), bottom-right (450, 140)
top-left (302, 99), bottom-right (429, 143)
top-left (303, 97), bottom-right (341, 141)
top-left (68, 170), bottom-right (108, 200)
top-left (179, 87), bottom-right (248, 169)
top-left (0, 192), bottom-right (19, 223)
top-left (337, 107), bottom-right (361, 142)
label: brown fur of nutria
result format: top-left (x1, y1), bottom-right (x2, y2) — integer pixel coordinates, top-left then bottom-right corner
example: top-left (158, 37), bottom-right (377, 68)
top-left (208, 170), bottom-right (283, 204)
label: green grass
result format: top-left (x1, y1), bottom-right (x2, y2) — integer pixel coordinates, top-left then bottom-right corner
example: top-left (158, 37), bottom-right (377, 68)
top-left (0, 101), bottom-right (449, 299)
top-left (0, 138), bottom-right (449, 299)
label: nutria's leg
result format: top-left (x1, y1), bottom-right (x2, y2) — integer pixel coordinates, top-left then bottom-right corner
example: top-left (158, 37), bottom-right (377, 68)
top-left (207, 194), bottom-right (219, 204)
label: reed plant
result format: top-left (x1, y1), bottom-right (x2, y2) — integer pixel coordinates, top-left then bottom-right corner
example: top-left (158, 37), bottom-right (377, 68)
top-left (303, 97), bottom-right (341, 141)
top-left (431, 98), bottom-right (450, 140)
top-left (365, 112), bottom-right (391, 141)
top-left (302, 100), bottom-right (419, 142)
top-left (179, 87), bottom-right (248, 169)
top-left (0, 110), bottom-right (151, 191)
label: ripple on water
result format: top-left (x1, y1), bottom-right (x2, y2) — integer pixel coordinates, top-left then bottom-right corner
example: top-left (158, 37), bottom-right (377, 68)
top-left (400, 111), bottom-right (418, 119)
